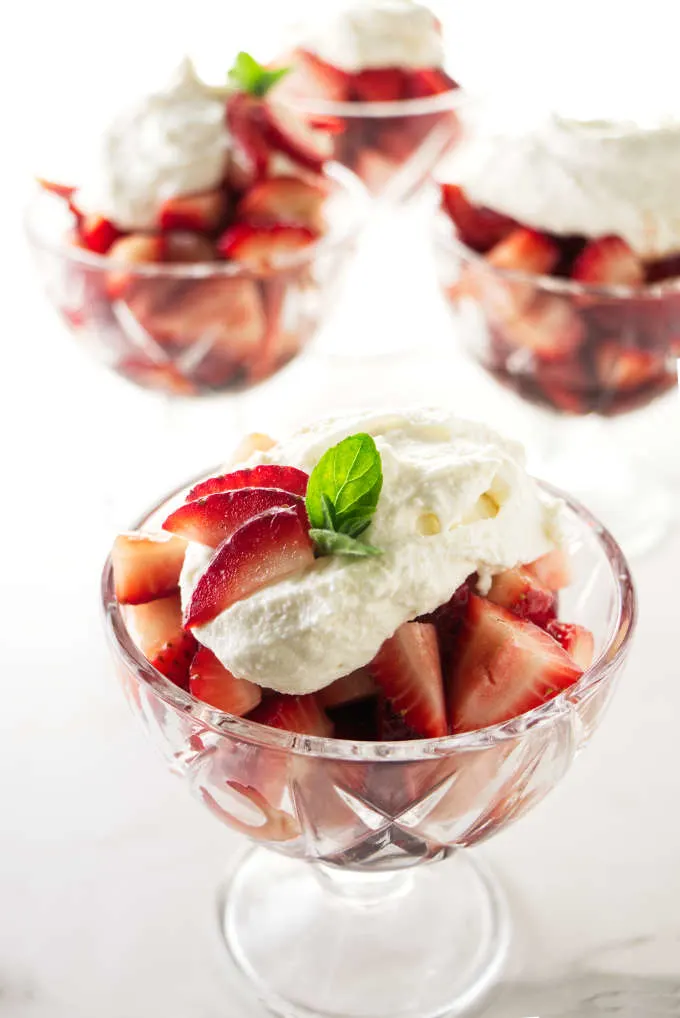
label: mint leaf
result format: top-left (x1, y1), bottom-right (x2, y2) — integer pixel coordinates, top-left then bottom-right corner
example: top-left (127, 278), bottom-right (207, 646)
top-left (309, 529), bottom-right (383, 558)
top-left (306, 433), bottom-right (383, 537)
top-left (228, 52), bottom-right (290, 97)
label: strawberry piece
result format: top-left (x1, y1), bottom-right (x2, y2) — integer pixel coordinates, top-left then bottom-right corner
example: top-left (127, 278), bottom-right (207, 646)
top-left (404, 68), bottom-right (457, 98)
top-left (487, 566), bottom-right (557, 629)
top-left (317, 668), bottom-right (377, 709)
top-left (369, 621), bottom-right (447, 738)
top-left (106, 233), bottom-right (165, 298)
top-left (572, 236), bottom-right (644, 286)
top-left (188, 464), bottom-right (308, 501)
top-left (189, 646), bottom-right (262, 714)
top-left (248, 693), bottom-right (333, 737)
top-left (486, 227), bottom-right (560, 275)
top-left (352, 68), bottom-right (407, 102)
top-left (501, 295), bottom-right (586, 361)
top-left (236, 176), bottom-right (327, 232)
top-left (226, 93), bottom-right (271, 180)
top-left (37, 178), bottom-right (75, 200)
top-left (184, 506), bottom-right (314, 627)
top-left (159, 190), bottom-right (227, 233)
top-left (441, 184), bottom-right (517, 252)
top-left (293, 50), bottom-right (351, 102)
top-left (163, 231), bottom-right (217, 263)
top-left (112, 532), bottom-right (187, 605)
top-left (263, 101), bottom-right (334, 173)
top-left (126, 592), bottom-right (197, 688)
top-left (546, 621), bottom-right (595, 670)
top-left (449, 596), bottom-right (583, 733)
top-left (420, 581), bottom-right (471, 665)
top-left (79, 215), bottom-right (122, 254)
top-left (163, 488), bottom-right (304, 548)
top-left (218, 223), bottom-right (315, 273)
top-left (525, 548), bottom-right (572, 591)
top-left (596, 342), bottom-right (667, 392)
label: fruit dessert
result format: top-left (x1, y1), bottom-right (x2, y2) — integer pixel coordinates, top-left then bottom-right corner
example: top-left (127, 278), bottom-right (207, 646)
top-left (273, 0), bottom-right (459, 193)
top-left (110, 409), bottom-right (595, 742)
top-left (437, 101), bottom-right (680, 415)
top-left (36, 55), bottom-right (342, 395)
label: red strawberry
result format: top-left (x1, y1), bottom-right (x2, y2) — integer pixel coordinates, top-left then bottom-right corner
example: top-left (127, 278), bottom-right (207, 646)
top-left (441, 184), bottom-right (517, 252)
top-left (112, 532), bottom-right (187, 605)
top-left (317, 668), bottom-right (377, 709)
top-left (158, 190), bottom-right (227, 233)
top-left (184, 506), bottom-right (315, 627)
top-left (163, 488), bottom-right (304, 548)
top-left (546, 621), bottom-right (595, 670)
top-left (126, 592), bottom-right (197, 688)
top-left (404, 68), bottom-right (457, 98)
top-left (262, 101), bottom-right (334, 173)
top-left (248, 693), bottom-right (333, 737)
top-left (572, 236), bottom-right (644, 286)
top-left (37, 177), bottom-right (75, 200)
top-left (218, 223), bottom-right (315, 273)
top-left (226, 93), bottom-right (271, 180)
top-left (236, 176), bottom-right (327, 232)
top-left (189, 646), bottom-right (262, 714)
top-left (450, 596), bottom-right (583, 733)
top-left (420, 581), bottom-right (471, 664)
top-left (188, 464), bottom-right (308, 501)
top-left (79, 215), bottom-right (122, 254)
top-left (487, 227), bottom-right (560, 275)
top-left (596, 342), bottom-right (667, 392)
top-left (163, 231), bottom-right (217, 263)
top-left (352, 68), bottom-right (407, 102)
top-left (525, 548), bottom-right (572, 591)
top-left (369, 621), bottom-right (447, 738)
top-left (292, 50), bottom-right (351, 102)
top-left (501, 295), bottom-right (586, 361)
top-left (106, 234), bottom-right (166, 298)
top-left (486, 566), bottom-right (557, 629)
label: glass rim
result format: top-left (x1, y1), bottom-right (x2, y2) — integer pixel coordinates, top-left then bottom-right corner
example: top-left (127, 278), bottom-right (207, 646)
top-left (101, 476), bottom-right (636, 762)
top-left (279, 84), bottom-right (466, 120)
top-left (434, 211), bottom-right (680, 301)
top-left (24, 163), bottom-right (370, 280)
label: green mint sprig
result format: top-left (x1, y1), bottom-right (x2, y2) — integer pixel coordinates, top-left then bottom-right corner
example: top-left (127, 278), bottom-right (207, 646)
top-left (228, 52), bottom-right (290, 97)
top-left (305, 433), bottom-right (383, 559)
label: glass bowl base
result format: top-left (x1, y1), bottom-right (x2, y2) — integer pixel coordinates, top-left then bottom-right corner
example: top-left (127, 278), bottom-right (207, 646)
top-left (217, 847), bottom-right (510, 1018)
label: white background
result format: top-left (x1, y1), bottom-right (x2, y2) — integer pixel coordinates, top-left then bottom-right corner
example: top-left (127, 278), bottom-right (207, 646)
top-left (3, 2), bottom-right (680, 1015)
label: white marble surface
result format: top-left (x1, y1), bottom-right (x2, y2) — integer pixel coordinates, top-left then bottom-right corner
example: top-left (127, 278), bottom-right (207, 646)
top-left (4, 2), bottom-right (680, 1014)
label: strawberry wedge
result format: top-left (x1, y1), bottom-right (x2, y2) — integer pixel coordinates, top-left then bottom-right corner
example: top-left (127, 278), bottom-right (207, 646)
top-left (112, 532), bottom-right (187, 605)
top-left (184, 506), bottom-right (315, 627)
top-left (126, 592), bottom-right (197, 688)
top-left (450, 596), bottom-right (583, 733)
top-left (187, 464), bottom-right (308, 501)
top-left (525, 548), bottom-right (572, 591)
top-left (189, 646), bottom-right (262, 714)
top-left (158, 190), bottom-right (227, 233)
top-left (218, 223), bottom-right (316, 273)
top-left (369, 621), bottom-right (447, 738)
top-left (546, 621), bottom-right (595, 670)
top-left (263, 102), bottom-right (334, 173)
top-left (163, 488), bottom-right (304, 548)
top-left (572, 236), bottom-right (644, 286)
top-left (248, 693), bottom-right (333, 737)
top-left (486, 566), bottom-right (557, 629)
top-left (441, 184), bottom-right (517, 252)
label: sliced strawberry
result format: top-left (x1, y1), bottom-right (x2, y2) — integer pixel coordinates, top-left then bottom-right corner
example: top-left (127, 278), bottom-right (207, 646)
top-left (293, 50), bottom-right (351, 102)
top-left (126, 592), bottom-right (197, 688)
top-left (487, 566), bottom-right (557, 629)
top-left (37, 177), bottom-right (75, 200)
top-left (352, 68), bottom-right (407, 102)
top-left (501, 295), bottom-right (586, 361)
top-left (226, 93), bottom-right (271, 180)
top-left (441, 184), bottom-right (517, 252)
top-left (487, 227), bottom-right (560, 275)
top-left (450, 596), bottom-right (583, 733)
top-left (369, 621), bottom-right (447, 738)
top-left (546, 621), bottom-right (595, 670)
top-left (236, 176), bottom-right (327, 232)
top-left (572, 236), bottom-right (644, 286)
top-left (596, 342), bottom-right (667, 392)
top-left (248, 693), bottom-right (333, 737)
top-left (317, 668), bottom-right (377, 709)
top-left (184, 506), bottom-right (314, 627)
top-left (112, 532), bottom-right (187, 605)
top-left (163, 488), bottom-right (304, 548)
top-left (189, 646), bottom-right (262, 714)
top-left (525, 548), bottom-right (572, 591)
top-left (106, 233), bottom-right (165, 298)
top-left (218, 223), bottom-right (315, 273)
top-left (263, 101), bottom-right (334, 173)
top-left (163, 231), bottom-right (217, 263)
top-left (158, 190), bottom-right (227, 233)
top-left (188, 464), bottom-right (308, 501)
top-left (79, 215), bottom-right (122, 254)
top-left (404, 68), bottom-right (457, 98)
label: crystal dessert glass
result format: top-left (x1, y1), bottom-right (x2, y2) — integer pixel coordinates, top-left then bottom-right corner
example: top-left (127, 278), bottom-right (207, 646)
top-left (25, 165), bottom-right (368, 397)
top-left (102, 476), bottom-right (635, 1018)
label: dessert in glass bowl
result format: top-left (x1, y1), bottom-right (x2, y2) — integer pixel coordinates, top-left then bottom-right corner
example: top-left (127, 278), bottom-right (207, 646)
top-left (102, 408), bottom-right (635, 1018)
top-left (272, 0), bottom-right (461, 199)
top-left (26, 55), bottom-right (367, 397)
top-left (434, 96), bottom-right (680, 553)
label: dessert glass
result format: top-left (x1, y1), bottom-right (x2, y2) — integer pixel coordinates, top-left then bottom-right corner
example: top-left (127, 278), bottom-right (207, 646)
top-left (25, 165), bottom-right (368, 397)
top-left (102, 476), bottom-right (635, 1018)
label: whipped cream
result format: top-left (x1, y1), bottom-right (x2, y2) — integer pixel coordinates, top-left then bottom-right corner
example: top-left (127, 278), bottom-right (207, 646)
top-left (447, 98), bottom-right (680, 259)
top-left (180, 409), bottom-right (562, 695)
top-left (302, 0), bottom-right (445, 73)
top-left (74, 59), bottom-right (230, 231)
